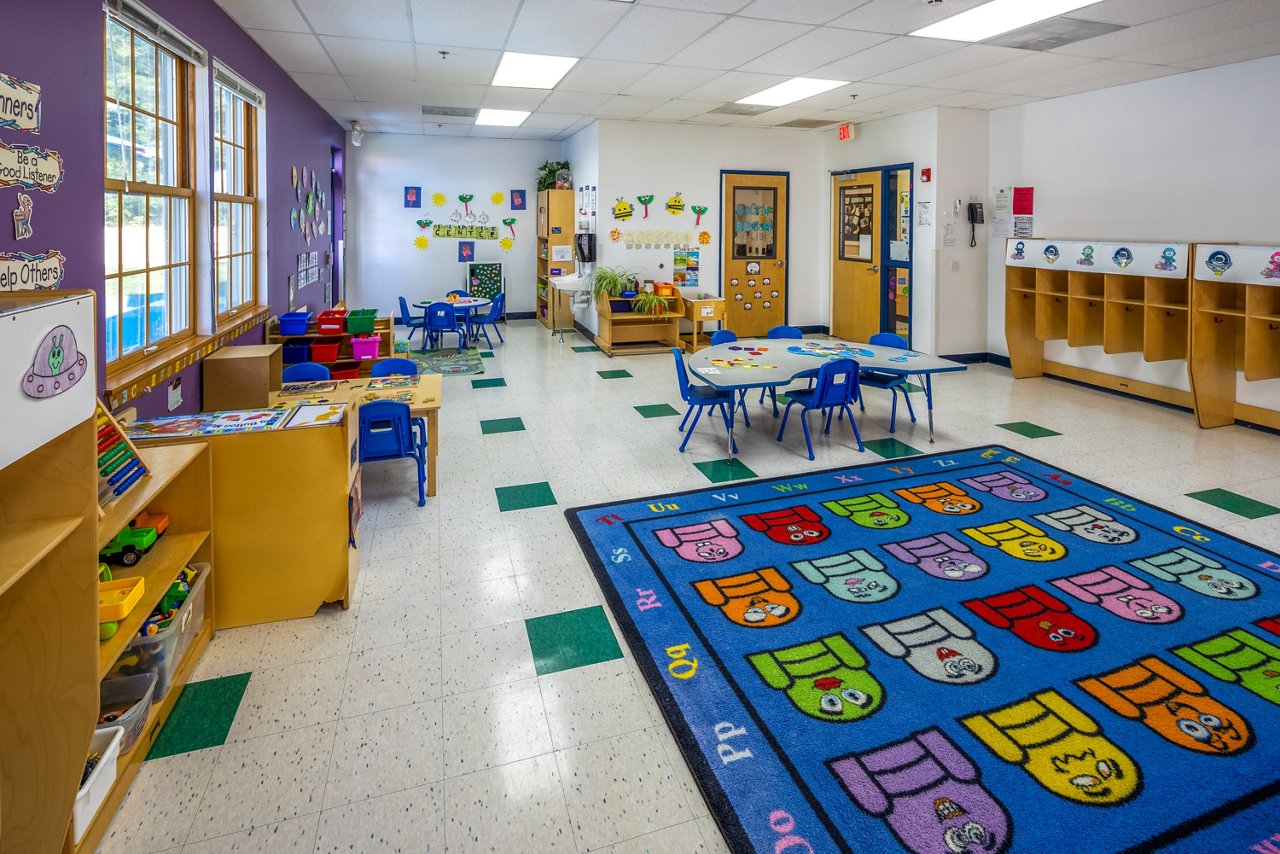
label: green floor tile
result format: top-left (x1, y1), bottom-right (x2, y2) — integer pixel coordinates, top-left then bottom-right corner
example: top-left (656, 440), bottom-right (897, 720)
top-left (478, 351), bottom-right (495, 359)
top-left (480, 417), bottom-right (525, 435)
top-left (903, 382), bottom-right (924, 393)
top-left (597, 369), bottom-right (632, 379)
top-left (635, 403), bottom-right (680, 418)
top-left (471, 377), bottom-right (506, 389)
top-left (997, 421), bottom-right (1061, 438)
top-left (693, 458), bottom-right (759, 483)
top-left (572, 345), bottom-right (600, 353)
top-left (146, 673), bottom-right (251, 760)
top-left (1186, 488), bottom-right (1280, 520)
top-left (862, 438), bottom-right (924, 460)
top-left (525, 606), bottom-right (623, 676)
top-left (496, 480), bottom-right (557, 511)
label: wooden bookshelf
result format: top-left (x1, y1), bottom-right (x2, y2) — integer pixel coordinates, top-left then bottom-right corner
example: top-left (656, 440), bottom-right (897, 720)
top-left (596, 295), bottom-right (683, 356)
top-left (537, 189), bottom-right (575, 330)
top-left (265, 315), bottom-right (393, 378)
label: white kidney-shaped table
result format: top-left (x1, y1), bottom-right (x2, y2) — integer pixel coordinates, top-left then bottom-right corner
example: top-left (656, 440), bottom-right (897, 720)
top-left (686, 338), bottom-right (967, 458)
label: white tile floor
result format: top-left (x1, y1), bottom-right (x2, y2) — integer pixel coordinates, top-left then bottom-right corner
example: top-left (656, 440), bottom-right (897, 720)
top-left (98, 320), bottom-right (1280, 853)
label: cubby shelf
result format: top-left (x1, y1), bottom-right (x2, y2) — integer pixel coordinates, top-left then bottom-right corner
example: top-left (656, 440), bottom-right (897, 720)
top-left (536, 189), bottom-right (575, 331)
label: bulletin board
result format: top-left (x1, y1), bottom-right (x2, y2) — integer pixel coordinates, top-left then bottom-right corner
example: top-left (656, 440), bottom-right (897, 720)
top-left (466, 262), bottom-right (504, 301)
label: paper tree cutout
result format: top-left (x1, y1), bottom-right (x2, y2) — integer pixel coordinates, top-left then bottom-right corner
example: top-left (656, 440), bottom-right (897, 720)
top-left (637, 195), bottom-right (654, 219)
top-left (691, 205), bottom-right (708, 226)
top-left (458, 194), bottom-right (474, 216)
top-left (502, 217), bottom-right (517, 239)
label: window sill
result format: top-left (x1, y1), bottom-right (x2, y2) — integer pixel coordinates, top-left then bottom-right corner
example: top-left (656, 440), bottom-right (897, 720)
top-left (104, 305), bottom-right (271, 409)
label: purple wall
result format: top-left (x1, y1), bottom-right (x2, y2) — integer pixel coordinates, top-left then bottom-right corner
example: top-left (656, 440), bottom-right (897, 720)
top-left (0, 0), bottom-right (344, 418)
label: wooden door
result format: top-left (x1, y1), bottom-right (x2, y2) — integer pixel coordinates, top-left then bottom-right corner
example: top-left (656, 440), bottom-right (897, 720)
top-left (722, 173), bottom-right (788, 337)
top-left (831, 172), bottom-right (883, 343)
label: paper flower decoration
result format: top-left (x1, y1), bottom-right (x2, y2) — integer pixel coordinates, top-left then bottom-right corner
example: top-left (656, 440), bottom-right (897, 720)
top-left (416, 219), bottom-right (432, 229)
top-left (414, 236), bottom-right (429, 250)
top-left (691, 205), bottom-right (708, 226)
top-left (502, 218), bottom-right (517, 238)
top-left (458, 194), bottom-right (474, 216)
top-left (637, 195), bottom-right (654, 218)
top-left (699, 230), bottom-right (711, 245)
top-left (490, 192), bottom-right (504, 205)
top-left (431, 192), bottom-right (447, 207)
top-left (499, 236), bottom-right (514, 252)
top-left (477, 212), bottom-right (490, 225)
top-left (609, 228), bottom-right (621, 242)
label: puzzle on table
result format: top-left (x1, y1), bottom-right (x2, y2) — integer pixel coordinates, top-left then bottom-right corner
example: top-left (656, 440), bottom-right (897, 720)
top-left (711, 345), bottom-right (777, 370)
top-left (566, 446), bottom-right (1280, 854)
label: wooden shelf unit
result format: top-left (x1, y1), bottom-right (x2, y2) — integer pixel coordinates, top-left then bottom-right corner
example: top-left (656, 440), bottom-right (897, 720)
top-left (536, 189), bottom-right (575, 330)
top-left (595, 295), bottom-right (683, 356)
top-left (265, 315), bottom-right (393, 378)
top-left (679, 295), bottom-right (726, 352)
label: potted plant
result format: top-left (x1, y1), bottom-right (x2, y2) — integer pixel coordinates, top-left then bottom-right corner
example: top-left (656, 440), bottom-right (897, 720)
top-left (537, 160), bottom-right (570, 192)
top-left (591, 266), bottom-right (631, 303)
top-left (631, 291), bottom-right (669, 317)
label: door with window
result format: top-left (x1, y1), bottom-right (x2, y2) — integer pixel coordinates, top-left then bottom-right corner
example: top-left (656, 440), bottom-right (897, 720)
top-left (722, 172), bottom-right (788, 337)
top-left (831, 166), bottom-right (913, 345)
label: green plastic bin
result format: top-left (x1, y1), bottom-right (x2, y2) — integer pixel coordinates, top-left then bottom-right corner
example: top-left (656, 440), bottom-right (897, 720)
top-left (346, 309), bottom-right (378, 334)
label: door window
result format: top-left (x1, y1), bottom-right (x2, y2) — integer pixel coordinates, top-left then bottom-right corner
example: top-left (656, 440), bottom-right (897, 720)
top-left (838, 185), bottom-right (874, 261)
top-left (732, 188), bottom-right (776, 259)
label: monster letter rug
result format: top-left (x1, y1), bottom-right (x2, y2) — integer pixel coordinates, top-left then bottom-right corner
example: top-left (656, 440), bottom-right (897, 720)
top-left (566, 446), bottom-right (1280, 854)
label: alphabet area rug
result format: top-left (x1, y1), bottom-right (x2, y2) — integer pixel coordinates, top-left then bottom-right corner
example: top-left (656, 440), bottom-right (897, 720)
top-left (565, 446), bottom-right (1280, 854)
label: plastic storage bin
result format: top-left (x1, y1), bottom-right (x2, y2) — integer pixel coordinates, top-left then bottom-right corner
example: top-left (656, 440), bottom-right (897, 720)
top-left (310, 337), bottom-right (342, 363)
top-left (316, 309), bottom-right (348, 334)
top-left (97, 672), bottom-right (156, 753)
top-left (278, 311), bottom-right (313, 336)
top-left (351, 335), bottom-right (380, 361)
top-left (332, 368), bottom-right (360, 380)
top-left (346, 309), bottom-right (378, 334)
top-left (73, 726), bottom-right (123, 843)
top-left (107, 565), bottom-right (209, 699)
top-left (282, 338), bottom-right (310, 363)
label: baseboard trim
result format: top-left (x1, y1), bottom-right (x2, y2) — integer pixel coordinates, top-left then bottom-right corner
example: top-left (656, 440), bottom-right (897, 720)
top-left (506, 311), bottom-right (535, 320)
top-left (799, 325), bottom-right (830, 335)
top-left (938, 352), bottom-right (990, 365)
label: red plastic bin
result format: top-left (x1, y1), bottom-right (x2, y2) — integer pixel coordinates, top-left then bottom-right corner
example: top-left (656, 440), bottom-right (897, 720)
top-left (351, 335), bottom-right (380, 361)
top-left (316, 309), bottom-right (348, 334)
top-left (332, 368), bottom-right (360, 380)
top-left (311, 337), bottom-right (342, 362)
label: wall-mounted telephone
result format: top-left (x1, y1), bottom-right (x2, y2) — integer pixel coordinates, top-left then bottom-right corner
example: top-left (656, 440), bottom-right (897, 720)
top-left (967, 202), bottom-right (983, 247)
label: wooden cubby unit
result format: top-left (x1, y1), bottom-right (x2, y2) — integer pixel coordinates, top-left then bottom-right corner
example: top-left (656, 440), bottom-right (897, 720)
top-left (536, 189), bottom-right (575, 330)
top-left (1067, 296), bottom-right (1105, 347)
top-left (1036, 293), bottom-right (1069, 341)
top-left (595, 295), bottom-right (683, 356)
top-left (1069, 271), bottom-right (1105, 299)
top-left (265, 312), bottom-right (393, 379)
top-left (1104, 301), bottom-right (1144, 354)
top-left (1144, 306), bottom-right (1189, 362)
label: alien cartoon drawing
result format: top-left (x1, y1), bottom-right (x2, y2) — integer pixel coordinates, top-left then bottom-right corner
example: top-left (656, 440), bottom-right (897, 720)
top-left (1112, 247), bottom-right (1134, 268)
top-left (828, 728), bottom-right (1012, 854)
top-left (1172, 628), bottom-right (1280, 707)
top-left (1155, 246), bottom-right (1179, 272)
top-left (1009, 241), bottom-right (1025, 261)
top-left (1076, 656), bottom-right (1253, 755)
top-left (692, 567), bottom-right (800, 628)
top-left (821, 493), bottom-right (910, 530)
top-left (1128, 547), bottom-right (1258, 600)
top-left (882, 533), bottom-right (989, 582)
top-left (964, 585), bottom-right (1098, 652)
top-left (791, 549), bottom-right (899, 604)
top-left (958, 470), bottom-right (1047, 503)
top-left (1263, 252), bottom-right (1280, 280)
top-left (654, 520), bottom-right (743, 563)
top-left (740, 506), bottom-right (831, 546)
top-left (961, 519), bottom-right (1067, 562)
top-left (862, 608), bottom-right (997, 685)
top-left (747, 633), bottom-right (884, 723)
top-left (894, 482), bottom-right (982, 516)
top-left (1043, 244), bottom-right (1060, 264)
top-left (1050, 566), bottom-right (1183, 625)
top-left (961, 689), bottom-right (1142, 806)
top-left (1205, 249), bottom-right (1233, 277)
top-left (1034, 505), bottom-right (1138, 545)
top-left (1077, 245), bottom-right (1095, 266)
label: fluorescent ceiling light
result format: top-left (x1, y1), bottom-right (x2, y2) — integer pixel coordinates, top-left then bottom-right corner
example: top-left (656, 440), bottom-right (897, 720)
top-left (475, 108), bottom-right (530, 127)
top-left (491, 51), bottom-right (578, 89)
top-left (912, 0), bottom-right (1096, 42)
top-left (737, 77), bottom-right (847, 107)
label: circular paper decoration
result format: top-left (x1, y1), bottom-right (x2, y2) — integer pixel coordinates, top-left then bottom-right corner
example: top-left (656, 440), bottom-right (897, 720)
top-left (734, 293), bottom-right (743, 301)
top-left (306, 194), bottom-right (315, 216)
top-left (754, 291), bottom-right (762, 299)
top-left (295, 182), bottom-right (302, 202)
top-left (763, 301), bottom-right (772, 309)
top-left (771, 290), bottom-right (779, 298)
top-left (291, 166), bottom-right (298, 187)
top-left (730, 278), bottom-right (739, 286)
top-left (290, 209), bottom-right (298, 230)
top-left (744, 303), bottom-right (753, 310)
top-left (747, 279), bottom-right (756, 287)
top-left (763, 278), bottom-right (771, 285)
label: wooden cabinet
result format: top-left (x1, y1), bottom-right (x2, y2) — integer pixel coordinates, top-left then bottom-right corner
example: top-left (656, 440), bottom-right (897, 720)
top-left (595, 295), bottom-right (682, 356)
top-left (679, 296), bottom-right (726, 352)
top-left (203, 344), bottom-right (282, 410)
top-left (536, 190), bottom-right (575, 330)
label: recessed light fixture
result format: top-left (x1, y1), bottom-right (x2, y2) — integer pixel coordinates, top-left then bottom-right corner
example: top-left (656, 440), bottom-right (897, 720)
top-left (475, 108), bottom-right (530, 127)
top-left (737, 77), bottom-right (847, 107)
top-left (491, 51), bottom-right (578, 89)
top-left (912, 0), bottom-right (1097, 42)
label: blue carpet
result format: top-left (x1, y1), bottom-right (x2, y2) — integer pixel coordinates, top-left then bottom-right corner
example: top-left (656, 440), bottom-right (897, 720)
top-left (566, 446), bottom-right (1280, 854)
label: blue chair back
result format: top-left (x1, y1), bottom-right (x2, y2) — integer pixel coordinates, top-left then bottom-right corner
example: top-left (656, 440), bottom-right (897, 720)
top-left (447, 289), bottom-right (469, 299)
top-left (870, 332), bottom-right (909, 350)
top-left (371, 357), bottom-right (419, 377)
top-left (397, 296), bottom-right (415, 326)
top-left (358, 401), bottom-right (415, 463)
top-left (283, 362), bottom-right (331, 382)
top-left (425, 302), bottom-right (459, 331)
top-left (812, 359), bottom-right (860, 407)
top-left (671, 347), bottom-right (694, 404)
top-left (710, 329), bottom-right (737, 345)
top-left (482, 293), bottom-right (505, 323)
top-left (767, 325), bottom-right (802, 340)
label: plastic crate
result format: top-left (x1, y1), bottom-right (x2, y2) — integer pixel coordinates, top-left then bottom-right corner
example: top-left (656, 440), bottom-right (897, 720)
top-left (346, 309), bottom-right (378, 334)
top-left (311, 337), bottom-right (342, 363)
top-left (278, 311), bottom-right (313, 336)
top-left (97, 672), bottom-right (156, 753)
top-left (316, 309), bottom-right (348, 335)
top-left (107, 565), bottom-right (209, 699)
top-left (332, 368), bottom-right (360, 380)
top-left (73, 726), bottom-right (123, 843)
top-left (282, 338), bottom-right (310, 363)
top-left (351, 335), bottom-right (380, 361)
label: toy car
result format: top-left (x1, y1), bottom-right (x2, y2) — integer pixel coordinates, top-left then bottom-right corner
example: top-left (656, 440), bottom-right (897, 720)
top-left (100, 526), bottom-right (158, 567)
top-left (131, 511), bottom-right (169, 536)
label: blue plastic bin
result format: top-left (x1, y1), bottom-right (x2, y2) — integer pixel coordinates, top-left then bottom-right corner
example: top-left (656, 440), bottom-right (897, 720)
top-left (278, 311), bottom-right (313, 336)
top-left (282, 338), bottom-right (310, 363)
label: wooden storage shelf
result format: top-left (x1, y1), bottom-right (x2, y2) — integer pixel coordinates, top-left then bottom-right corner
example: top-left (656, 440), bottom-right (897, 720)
top-left (1194, 281), bottom-right (1247, 314)
top-left (1069, 271), bottom-right (1105, 299)
top-left (1148, 279), bottom-right (1188, 307)
top-left (1007, 266), bottom-right (1035, 291)
top-left (98, 443), bottom-right (207, 550)
top-left (1104, 301), bottom-right (1145, 354)
top-left (536, 189), bottom-right (575, 333)
top-left (1248, 285), bottom-right (1280, 317)
top-left (0, 516), bottom-right (83, 597)
top-left (1144, 306), bottom-right (1189, 362)
top-left (595, 297), bottom-right (682, 356)
top-left (1036, 269), bottom-right (1068, 294)
top-left (266, 313), bottom-right (393, 379)
top-left (1244, 316), bottom-right (1280, 381)
top-left (1067, 297), bottom-right (1105, 347)
top-left (1035, 294), bottom-right (1068, 341)
top-left (1105, 274), bottom-right (1145, 302)
top-left (1005, 288), bottom-right (1040, 378)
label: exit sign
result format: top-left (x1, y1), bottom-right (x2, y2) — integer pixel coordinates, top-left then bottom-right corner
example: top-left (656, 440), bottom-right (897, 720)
top-left (837, 123), bottom-right (853, 142)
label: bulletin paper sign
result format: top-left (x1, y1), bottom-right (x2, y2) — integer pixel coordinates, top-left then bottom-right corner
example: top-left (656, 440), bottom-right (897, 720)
top-left (0, 73), bottom-right (40, 134)
top-left (0, 142), bottom-right (63, 192)
top-left (1197, 244), bottom-right (1280, 286)
top-left (0, 250), bottom-right (65, 290)
top-left (1006, 239), bottom-right (1189, 278)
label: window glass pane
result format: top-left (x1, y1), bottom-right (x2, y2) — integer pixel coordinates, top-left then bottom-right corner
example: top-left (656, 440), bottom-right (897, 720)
top-left (121, 194), bottom-right (147, 272)
top-left (148, 196), bottom-right (168, 267)
top-left (234, 147), bottom-right (245, 195)
top-left (121, 273), bottom-right (146, 355)
top-left (230, 251), bottom-right (242, 307)
top-left (731, 188), bottom-right (776, 260)
top-left (104, 277), bottom-right (120, 362)
top-left (106, 103), bottom-right (132, 181)
top-left (170, 265), bottom-right (189, 333)
top-left (149, 268), bottom-right (169, 342)
top-left (839, 184), bottom-right (874, 262)
top-left (105, 192), bottom-right (120, 276)
top-left (156, 51), bottom-right (176, 120)
top-left (156, 120), bottom-right (177, 187)
top-left (230, 201), bottom-right (243, 253)
top-left (132, 35), bottom-right (156, 114)
top-left (216, 258), bottom-right (230, 315)
top-left (134, 113), bottom-right (157, 184)
top-left (106, 21), bottom-right (132, 105)
top-left (233, 100), bottom-right (244, 145)
top-left (216, 201), bottom-right (230, 256)
top-left (170, 197), bottom-right (188, 262)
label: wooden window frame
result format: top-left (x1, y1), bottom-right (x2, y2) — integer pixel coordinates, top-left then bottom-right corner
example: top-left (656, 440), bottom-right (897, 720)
top-left (213, 84), bottom-right (258, 323)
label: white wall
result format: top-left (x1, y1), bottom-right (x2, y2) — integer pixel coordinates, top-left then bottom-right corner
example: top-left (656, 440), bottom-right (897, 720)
top-left (347, 133), bottom-right (562, 317)
top-left (934, 108), bottom-right (991, 356)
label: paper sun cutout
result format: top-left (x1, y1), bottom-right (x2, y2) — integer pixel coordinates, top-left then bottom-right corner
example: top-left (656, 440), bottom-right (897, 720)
top-left (490, 192), bottom-right (504, 205)
top-left (431, 192), bottom-right (447, 207)
top-left (699, 230), bottom-right (711, 245)
top-left (610, 228), bottom-right (622, 243)
top-left (414, 236), bottom-right (429, 250)
top-left (499, 236), bottom-right (514, 252)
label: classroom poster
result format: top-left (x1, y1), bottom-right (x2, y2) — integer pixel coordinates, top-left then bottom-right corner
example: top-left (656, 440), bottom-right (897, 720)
top-left (283, 403), bottom-right (346, 429)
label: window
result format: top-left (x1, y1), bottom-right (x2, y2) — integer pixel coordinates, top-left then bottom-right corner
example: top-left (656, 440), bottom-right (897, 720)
top-left (104, 16), bottom-right (194, 365)
top-left (731, 188), bottom-right (776, 259)
top-left (213, 81), bottom-right (257, 319)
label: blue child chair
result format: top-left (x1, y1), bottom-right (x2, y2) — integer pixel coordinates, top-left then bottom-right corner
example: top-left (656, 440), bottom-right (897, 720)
top-left (472, 293), bottom-right (506, 348)
top-left (672, 348), bottom-right (737, 454)
top-left (859, 332), bottom-right (917, 433)
top-left (776, 359), bottom-right (863, 461)
top-left (759, 325), bottom-right (805, 415)
top-left (398, 297), bottom-right (429, 347)
top-left (424, 302), bottom-right (466, 352)
top-left (709, 329), bottom-right (737, 345)
top-left (371, 357), bottom-right (419, 377)
top-left (283, 362), bottom-right (331, 383)
top-left (358, 400), bottom-right (427, 507)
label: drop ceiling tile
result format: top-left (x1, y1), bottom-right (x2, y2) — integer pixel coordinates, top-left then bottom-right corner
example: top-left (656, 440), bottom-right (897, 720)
top-left (939, 52), bottom-right (1093, 91)
top-left (290, 73), bottom-right (354, 101)
top-left (540, 89), bottom-right (614, 113)
top-left (594, 95), bottom-right (669, 118)
top-left (679, 70), bottom-right (789, 102)
top-left (1055, 0), bottom-right (1280, 58)
top-left (789, 81), bottom-right (903, 109)
top-left (368, 120), bottom-right (425, 135)
top-left (1045, 65), bottom-right (1185, 97)
top-left (683, 113), bottom-right (740, 125)
top-left (506, 0), bottom-right (630, 55)
top-left (588, 6), bottom-right (727, 64)
top-left (513, 127), bottom-right (563, 140)
top-left (635, 0), bottom-right (750, 12)
top-left (730, 107), bottom-right (822, 127)
top-left (558, 59), bottom-right (659, 95)
top-left (971, 94), bottom-right (1042, 110)
top-left (1127, 19), bottom-right (1280, 66)
top-left (676, 17), bottom-right (812, 71)
top-left (481, 87), bottom-right (552, 111)
top-left (1179, 41), bottom-right (1280, 69)
top-left (419, 83), bottom-right (487, 109)
top-left (868, 44), bottom-right (1032, 86)
top-left (414, 44), bottom-right (501, 85)
top-left (738, 0), bottom-right (871, 25)
top-left (845, 86), bottom-right (957, 113)
top-left (1076, 0), bottom-right (1237, 27)
top-left (983, 58), bottom-right (1160, 95)
top-left (419, 113), bottom-right (477, 126)
top-left (246, 30), bottom-right (338, 74)
top-left (295, 0), bottom-right (412, 42)
top-left (345, 76), bottom-right (421, 103)
top-left (422, 123), bottom-right (473, 137)
top-left (814, 108), bottom-right (881, 121)
top-left (522, 112), bottom-right (587, 130)
top-left (362, 102), bottom-right (430, 121)
top-left (639, 99), bottom-right (724, 121)
top-left (737, 27), bottom-right (892, 76)
top-left (317, 100), bottom-right (368, 121)
top-left (934, 90), bottom-right (1004, 108)
top-left (215, 0), bottom-right (310, 32)
top-left (409, 0), bottom-right (521, 50)
top-left (469, 126), bottom-right (519, 139)
top-left (319, 36), bottom-right (415, 78)
top-left (811, 37), bottom-right (966, 80)
top-left (828, 0), bottom-right (991, 35)
top-left (622, 65), bottom-right (725, 98)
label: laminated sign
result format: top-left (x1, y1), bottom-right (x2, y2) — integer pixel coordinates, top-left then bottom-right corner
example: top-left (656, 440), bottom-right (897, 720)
top-left (0, 73), bottom-right (40, 134)
top-left (0, 142), bottom-right (64, 193)
top-left (0, 250), bottom-right (65, 290)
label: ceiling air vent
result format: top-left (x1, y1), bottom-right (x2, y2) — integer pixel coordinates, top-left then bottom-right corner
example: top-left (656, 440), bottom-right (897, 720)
top-left (421, 105), bottom-right (478, 118)
top-left (707, 103), bottom-right (771, 116)
top-left (986, 16), bottom-right (1126, 51)
top-left (776, 118), bottom-right (836, 129)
